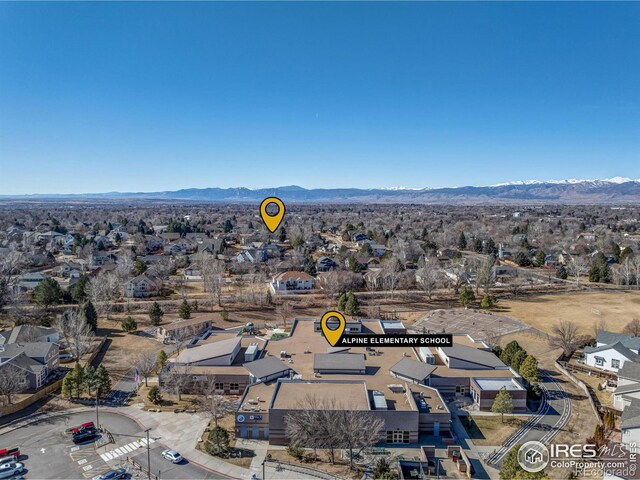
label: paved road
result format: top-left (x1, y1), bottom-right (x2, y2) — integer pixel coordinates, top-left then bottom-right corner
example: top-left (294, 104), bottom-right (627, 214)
top-left (485, 369), bottom-right (572, 466)
top-left (0, 410), bottom-right (220, 479)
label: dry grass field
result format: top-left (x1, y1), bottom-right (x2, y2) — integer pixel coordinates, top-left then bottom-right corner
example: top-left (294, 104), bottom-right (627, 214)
top-left (497, 291), bottom-right (640, 335)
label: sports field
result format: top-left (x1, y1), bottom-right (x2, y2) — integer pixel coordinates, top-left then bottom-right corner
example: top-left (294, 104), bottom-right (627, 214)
top-left (498, 291), bottom-right (640, 335)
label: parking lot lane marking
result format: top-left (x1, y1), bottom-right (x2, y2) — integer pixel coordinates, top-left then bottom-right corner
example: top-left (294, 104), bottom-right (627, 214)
top-left (70, 446), bottom-right (80, 451)
top-left (82, 465), bottom-right (93, 471)
top-left (78, 459), bottom-right (88, 465)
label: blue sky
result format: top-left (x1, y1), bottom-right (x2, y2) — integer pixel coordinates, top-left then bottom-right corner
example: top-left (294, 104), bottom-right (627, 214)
top-left (0, 2), bottom-right (638, 194)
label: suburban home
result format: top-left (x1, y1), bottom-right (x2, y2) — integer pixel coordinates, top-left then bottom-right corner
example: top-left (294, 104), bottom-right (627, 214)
top-left (0, 325), bottom-right (60, 345)
top-left (0, 342), bottom-right (59, 389)
top-left (270, 271), bottom-right (315, 293)
top-left (584, 331), bottom-right (640, 372)
top-left (12, 272), bottom-right (50, 292)
top-left (614, 362), bottom-right (640, 410)
top-left (90, 251), bottom-right (117, 268)
top-left (316, 257), bottom-right (338, 272)
top-left (156, 317), bottom-right (213, 343)
top-left (123, 274), bottom-right (163, 298)
top-left (236, 248), bottom-right (268, 264)
top-left (621, 398), bottom-right (640, 447)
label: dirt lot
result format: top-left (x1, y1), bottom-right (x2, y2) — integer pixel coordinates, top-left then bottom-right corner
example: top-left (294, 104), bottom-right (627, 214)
top-left (266, 449), bottom-right (362, 480)
top-left (462, 415), bottom-right (528, 446)
top-left (497, 291), bottom-right (640, 335)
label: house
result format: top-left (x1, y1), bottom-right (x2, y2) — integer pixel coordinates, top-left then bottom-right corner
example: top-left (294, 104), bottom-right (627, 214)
top-left (316, 256), bottom-right (339, 272)
top-left (12, 272), bottom-right (50, 292)
top-left (0, 342), bottom-right (59, 389)
top-left (123, 274), bottom-right (163, 298)
top-left (156, 318), bottom-right (213, 343)
top-left (351, 232), bottom-right (369, 243)
top-left (270, 271), bottom-right (315, 292)
top-left (90, 251), bottom-right (117, 268)
top-left (614, 362), bottom-right (640, 410)
top-left (200, 238), bottom-right (225, 256)
top-left (584, 331), bottom-right (640, 372)
top-left (621, 398), bottom-right (640, 447)
top-left (184, 264), bottom-right (202, 277)
top-left (236, 249), bottom-right (268, 264)
top-left (0, 325), bottom-right (59, 345)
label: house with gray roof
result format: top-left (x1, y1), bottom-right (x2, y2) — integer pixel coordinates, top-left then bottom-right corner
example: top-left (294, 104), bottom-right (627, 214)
top-left (584, 331), bottom-right (640, 373)
top-left (614, 362), bottom-right (640, 410)
top-left (0, 342), bottom-right (59, 389)
top-left (0, 325), bottom-right (59, 345)
top-left (621, 399), bottom-right (640, 447)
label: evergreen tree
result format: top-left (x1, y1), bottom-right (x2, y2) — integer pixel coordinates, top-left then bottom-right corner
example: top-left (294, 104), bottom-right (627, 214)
top-left (133, 259), bottom-right (147, 276)
top-left (94, 364), bottom-right (111, 398)
top-left (511, 349), bottom-right (527, 371)
top-left (491, 387), bottom-right (514, 423)
top-left (148, 385), bottom-right (162, 405)
top-left (207, 426), bottom-right (231, 457)
top-left (458, 231), bottom-right (467, 250)
top-left (156, 350), bottom-right (168, 371)
top-left (480, 294), bottom-right (496, 309)
top-left (556, 264), bottom-right (568, 280)
top-left (71, 275), bottom-right (89, 303)
top-left (69, 363), bottom-right (85, 398)
top-left (149, 302), bottom-right (164, 326)
top-left (121, 316), bottom-right (138, 333)
top-left (83, 364), bottom-right (97, 396)
top-left (338, 292), bottom-right (348, 312)
top-left (83, 301), bottom-right (98, 332)
top-left (344, 292), bottom-right (360, 316)
top-left (519, 355), bottom-right (541, 386)
top-left (278, 226), bottom-right (287, 242)
top-left (223, 219), bottom-right (233, 233)
top-left (458, 285), bottom-right (475, 307)
top-left (178, 299), bottom-right (191, 319)
top-left (33, 278), bottom-right (63, 308)
top-left (589, 252), bottom-right (611, 283)
top-left (500, 341), bottom-right (522, 366)
top-left (534, 250), bottom-right (546, 267)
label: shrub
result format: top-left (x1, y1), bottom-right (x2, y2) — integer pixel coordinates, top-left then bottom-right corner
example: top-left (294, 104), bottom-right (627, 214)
top-left (148, 385), bottom-right (162, 405)
top-left (206, 426), bottom-right (231, 457)
top-left (287, 443), bottom-right (304, 460)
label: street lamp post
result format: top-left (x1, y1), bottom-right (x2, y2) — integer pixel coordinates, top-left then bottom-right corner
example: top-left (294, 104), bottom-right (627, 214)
top-left (95, 390), bottom-right (100, 428)
top-left (145, 428), bottom-right (152, 480)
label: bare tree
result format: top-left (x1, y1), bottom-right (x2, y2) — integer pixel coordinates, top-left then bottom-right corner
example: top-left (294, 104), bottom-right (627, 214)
top-left (549, 320), bottom-right (583, 356)
top-left (0, 364), bottom-right (27, 405)
top-left (593, 318), bottom-right (608, 340)
top-left (197, 377), bottom-right (235, 427)
top-left (135, 351), bottom-right (158, 387)
top-left (381, 257), bottom-right (403, 299)
top-left (623, 319), bottom-right (640, 337)
top-left (568, 256), bottom-right (589, 288)
top-left (416, 259), bottom-right (440, 300)
top-left (53, 308), bottom-right (95, 362)
top-left (201, 255), bottom-right (225, 308)
top-left (276, 300), bottom-right (293, 329)
top-left (0, 248), bottom-right (25, 308)
top-left (162, 363), bottom-right (192, 401)
top-left (86, 272), bottom-right (119, 320)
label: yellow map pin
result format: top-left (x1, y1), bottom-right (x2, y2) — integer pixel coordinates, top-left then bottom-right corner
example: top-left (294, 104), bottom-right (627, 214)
top-left (320, 311), bottom-right (346, 347)
top-left (260, 197), bottom-right (286, 233)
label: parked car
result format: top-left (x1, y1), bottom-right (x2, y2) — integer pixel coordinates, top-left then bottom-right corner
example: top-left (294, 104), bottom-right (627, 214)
top-left (0, 462), bottom-right (24, 479)
top-left (92, 468), bottom-right (127, 480)
top-left (161, 450), bottom-right (183, 463)
top-left (0, 449), bottom-right (19, 462)
top-left (72, 430), bottom-right (98, 444)
top-left (68, 422), bottom-right (97, 435)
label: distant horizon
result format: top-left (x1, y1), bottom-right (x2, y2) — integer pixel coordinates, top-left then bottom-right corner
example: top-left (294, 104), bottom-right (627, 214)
top-left (2, 176), bottom-right (640, 198)
top-left (1, 2), bottom-right (639, 194)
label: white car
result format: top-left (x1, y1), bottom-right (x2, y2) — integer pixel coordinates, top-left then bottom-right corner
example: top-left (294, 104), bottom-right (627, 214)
top-left (161, 449), bottom-right (183, 464)
top-left (0, 462), bottom-right (24, 479)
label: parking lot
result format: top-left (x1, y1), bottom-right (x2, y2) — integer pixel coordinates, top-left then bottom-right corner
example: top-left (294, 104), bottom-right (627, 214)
top-left (0, 410), bottom-right (221, 479)
top-left (410, 308), bottom-right (529, 340)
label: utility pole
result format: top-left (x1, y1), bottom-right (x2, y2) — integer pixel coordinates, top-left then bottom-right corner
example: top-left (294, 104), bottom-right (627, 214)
top-left (145, 428), bottom-right (152, 480)
top-left (95, 389), bottom-right (99, 428)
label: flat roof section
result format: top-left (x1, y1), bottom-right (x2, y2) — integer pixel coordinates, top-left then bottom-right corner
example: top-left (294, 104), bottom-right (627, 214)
top-left (314, 353), bottom-right (366, 372)
top-left (474, 378), bottom-right (525, 391)
top-left (271, 380), bottom-right (371, 410)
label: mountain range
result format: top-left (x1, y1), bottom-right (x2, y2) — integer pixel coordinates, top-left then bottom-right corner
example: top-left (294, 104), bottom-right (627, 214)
top-left (2, 178), bottom-right (640, 204)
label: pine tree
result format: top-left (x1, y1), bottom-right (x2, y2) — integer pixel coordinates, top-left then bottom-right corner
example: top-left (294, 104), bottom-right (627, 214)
top-left (121, 316), bottom-right (138, 333)
top-left (33, 278), bottom-right (63, 308)
top-left (491, 387), bottom-right (513, 423)
top-left (178, 300), bottom-right (191, 319)
top-left (71, 276), bottom-right (89, 303)
top-left (500, 341), bottom-right (522, 365)
top-left (556, 264), bottom-right (568, 280)
top-left (83, 364), bottom-right (97, 396)
top-left (94, 364), bottom-right (111, 398)
top-left (519, 355), bottom-right (540, 386)
top-left (83, 301), bottom-right (98, 332)
top-left (156, 350), bottom-right (168, 371)
top-left (70, 363), bottom-right (85, 399)
top-left (458, 231), bottom-right (467, 250)
top-left (149, 302), bottom-right (164, 326)
top-left (345, 293), bottom-right (360, 316)
top-left (62, 371), bottom-right (75, 398)
top-left (511, 349), bottom-right (527, 371)
top-left (458, 285), bottom-right (475, 307)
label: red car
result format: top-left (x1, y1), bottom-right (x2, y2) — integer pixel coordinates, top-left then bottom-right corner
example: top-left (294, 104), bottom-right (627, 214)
top-left (0, 448), bottom-right (20, 461)
top-left (69, 421), bottom-right (96, 435)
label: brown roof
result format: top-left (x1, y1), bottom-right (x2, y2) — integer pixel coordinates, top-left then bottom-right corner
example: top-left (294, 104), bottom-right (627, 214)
top-left (271, 380), bottom-right (370, 410)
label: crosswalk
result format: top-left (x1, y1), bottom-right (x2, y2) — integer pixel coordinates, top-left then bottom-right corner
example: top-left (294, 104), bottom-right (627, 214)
top-left (100, 437), bottom-right (156, 462)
